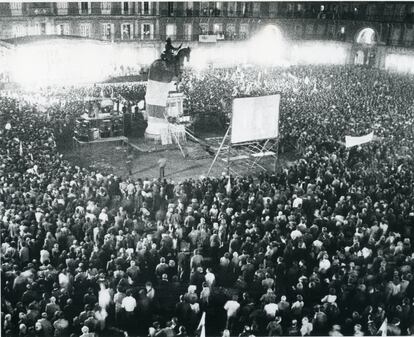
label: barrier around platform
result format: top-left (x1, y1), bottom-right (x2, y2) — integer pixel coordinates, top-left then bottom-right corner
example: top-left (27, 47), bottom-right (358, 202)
top-left (72, 136), bottom-right (128, 150)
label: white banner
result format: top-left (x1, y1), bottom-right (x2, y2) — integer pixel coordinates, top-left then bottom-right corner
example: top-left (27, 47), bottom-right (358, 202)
top-left (345, 132), bottom-right (374, 148)
top-left (145, 80), bottom-right (174, 107)
top-left (199, 35), bottom-right (217, 43)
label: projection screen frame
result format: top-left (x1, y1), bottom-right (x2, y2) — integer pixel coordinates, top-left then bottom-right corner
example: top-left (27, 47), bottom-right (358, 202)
top-left (230, 93), bottom-right (281, 145)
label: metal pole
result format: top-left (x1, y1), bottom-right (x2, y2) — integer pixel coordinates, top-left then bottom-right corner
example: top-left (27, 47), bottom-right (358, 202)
top-left (274, 137), bottom-right (279, 173)
top-left (227, 139), bottom-right (231, 177)
top-left (207, 126), bottom-right (231, 176)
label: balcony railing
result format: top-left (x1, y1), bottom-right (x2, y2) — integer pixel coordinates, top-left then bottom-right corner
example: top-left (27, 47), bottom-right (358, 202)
top-left (158, 33), bottom-right (250, 42)
top-left (1, 6), bottom-right (413, 23)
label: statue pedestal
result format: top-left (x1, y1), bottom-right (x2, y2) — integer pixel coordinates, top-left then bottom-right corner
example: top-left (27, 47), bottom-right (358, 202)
top-left (144, 93), bottom-right (186, 145)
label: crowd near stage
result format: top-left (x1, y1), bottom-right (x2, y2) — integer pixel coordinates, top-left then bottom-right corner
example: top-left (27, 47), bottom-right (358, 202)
top-left (1, 14), bottom-right (414, 337)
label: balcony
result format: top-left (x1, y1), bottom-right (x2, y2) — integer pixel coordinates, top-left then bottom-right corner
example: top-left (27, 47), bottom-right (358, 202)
top-left (158, 33), bottom-right (249, 43)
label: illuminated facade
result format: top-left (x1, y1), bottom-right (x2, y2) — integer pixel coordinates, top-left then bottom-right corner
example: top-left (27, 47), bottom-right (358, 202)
top-left (0, 2), bottom-right (413, 47)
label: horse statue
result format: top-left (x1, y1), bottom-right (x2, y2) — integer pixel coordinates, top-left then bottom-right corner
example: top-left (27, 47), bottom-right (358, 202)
top-left (148, 47), bottom-right (191, 84)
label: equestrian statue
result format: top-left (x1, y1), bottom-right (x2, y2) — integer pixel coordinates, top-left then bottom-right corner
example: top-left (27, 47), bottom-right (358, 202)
top-left (148, 38), bottom-right (191, 83)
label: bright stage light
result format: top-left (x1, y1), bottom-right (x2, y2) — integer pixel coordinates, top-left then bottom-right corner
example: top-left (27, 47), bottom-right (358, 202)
top-left (248, 25), bottom-right (288, 66)
top-left (188, 48), bottom-right (209, 70)
top-left (7, 38), bottom-right (150, 87)
top-left (9, 40), bottom-right (117, 87)
top-left (188, 43), bottom-right (244, 70)
top-left (385, 54), bottom-right (414, 74)
top-left (291, 42), bottom-right (347, 65)
top-left (188, 25), bottom-right (288, 69)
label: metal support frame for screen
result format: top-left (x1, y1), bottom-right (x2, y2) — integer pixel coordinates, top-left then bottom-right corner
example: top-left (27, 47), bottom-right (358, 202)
top-left (207, 94), bottom-right (280, 176)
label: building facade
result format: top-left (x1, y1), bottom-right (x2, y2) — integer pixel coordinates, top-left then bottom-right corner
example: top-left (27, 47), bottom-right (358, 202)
top-left (0, 2), bottom-right (413, 48)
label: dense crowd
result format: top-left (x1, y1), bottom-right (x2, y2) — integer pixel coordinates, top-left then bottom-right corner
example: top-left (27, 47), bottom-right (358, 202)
top-left (1, 64), bottom-right (414, 337)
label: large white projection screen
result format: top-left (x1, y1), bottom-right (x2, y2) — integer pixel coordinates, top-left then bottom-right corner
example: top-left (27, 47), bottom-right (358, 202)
top-left (231, 94), bottom-right (280, 144)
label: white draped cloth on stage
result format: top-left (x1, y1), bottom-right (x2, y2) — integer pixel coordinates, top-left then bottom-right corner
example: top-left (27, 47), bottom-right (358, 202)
top-left (145, 117), bottom-right (186, 145)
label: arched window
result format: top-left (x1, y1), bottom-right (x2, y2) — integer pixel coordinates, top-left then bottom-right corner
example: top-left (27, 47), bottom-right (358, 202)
top-left (356, 28), bottom-right (377, 45)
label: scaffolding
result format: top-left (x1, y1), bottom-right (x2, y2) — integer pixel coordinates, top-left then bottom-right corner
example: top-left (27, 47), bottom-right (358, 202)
top-left (207, 94), bottom-right (281, 176)
top-left (207, 125), bottom-right (279, 176)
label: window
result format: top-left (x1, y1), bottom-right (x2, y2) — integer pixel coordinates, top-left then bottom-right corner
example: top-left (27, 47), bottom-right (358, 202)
top-left (122, 2), bottom-right (129, 14)
top-left (184, 23), bottom-right (192, 41)
top-left (213, 23), bottom-right (223, 34)
top-left (29, 23), bottom-right (46, 35)
top-left (214, 23), bottom-right (224, 40)
top-left (239, 23), bottom-right (249, 39)
top-left (142, 1), bottom-right (150, 15)
top-left (184, 1), bottom-right (193, 16)
top-left (269, 2), bottom-right (278, 17)
top-left (79, 2), bottom-right (91, 14)
top-left (56, 2), bottom-right (68, 15)
top-left (167, 2), bottom-right (174, 16)
top-left (102, 23), bottom-right (114, 40)
top-left (81, 2), bottom-right (88, 11)
top-left (33, 23), bottom-right (41, 35)
top-left (215, 2), bottom-right (222, 15)
top-left (242, 2), bottom-right (248, 16)
top-left (10, 2), bottom-right (22, 15)
top-left (166, 23), bottom-right (176, 40)
top-left (80, 23), bottom-right (91, 37)
top-left (141, 23), bottom-right (153, 40)
top-left (226, 24), bottom-right (236, 40)
top-left (57, 2), bottom-right (68, 10)
top-left (227, 2), bottom-right (236, 16)
top-left (199, 23), bottom-right (209, 35)
top-left (57, 24), bottom-right (70, 35)
top-left (253, 2), bottom-right (260, 16)
top-left (101, 2), bottom-right (111, 14)
top-left (201, 2), bottom-right (209, 16)
top-left (122, 23), bottom-right (133, 40)
top-left (13, 24), bottom-right (26, 37)
top-left (10, 2), bottom-right (22, 10)
top-left (294, 25), bottom-right (303, 37)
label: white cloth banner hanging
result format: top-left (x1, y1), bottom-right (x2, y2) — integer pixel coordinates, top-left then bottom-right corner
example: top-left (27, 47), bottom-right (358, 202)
top-left (146, 80), bottom-right (174, 107)
top-left (345, 132), bottom-right (374, 148)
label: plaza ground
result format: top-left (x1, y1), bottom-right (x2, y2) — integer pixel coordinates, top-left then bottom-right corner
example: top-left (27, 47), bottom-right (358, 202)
top-left (62, 137), bottom-right (297, 181)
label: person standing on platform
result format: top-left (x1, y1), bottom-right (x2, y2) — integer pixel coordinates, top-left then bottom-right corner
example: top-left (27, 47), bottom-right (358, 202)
top-left (158, 157), bottom-right (167, 180)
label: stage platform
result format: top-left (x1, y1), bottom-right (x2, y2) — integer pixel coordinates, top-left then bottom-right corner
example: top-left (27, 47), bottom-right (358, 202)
top-left (72, 136), bottom-right (128, 149)
top-left (127, 137), bottom-right (178, 153)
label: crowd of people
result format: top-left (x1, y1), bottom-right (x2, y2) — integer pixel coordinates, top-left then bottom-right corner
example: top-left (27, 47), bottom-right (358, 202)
top-left (1, 64), bottom-right (414, 337)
